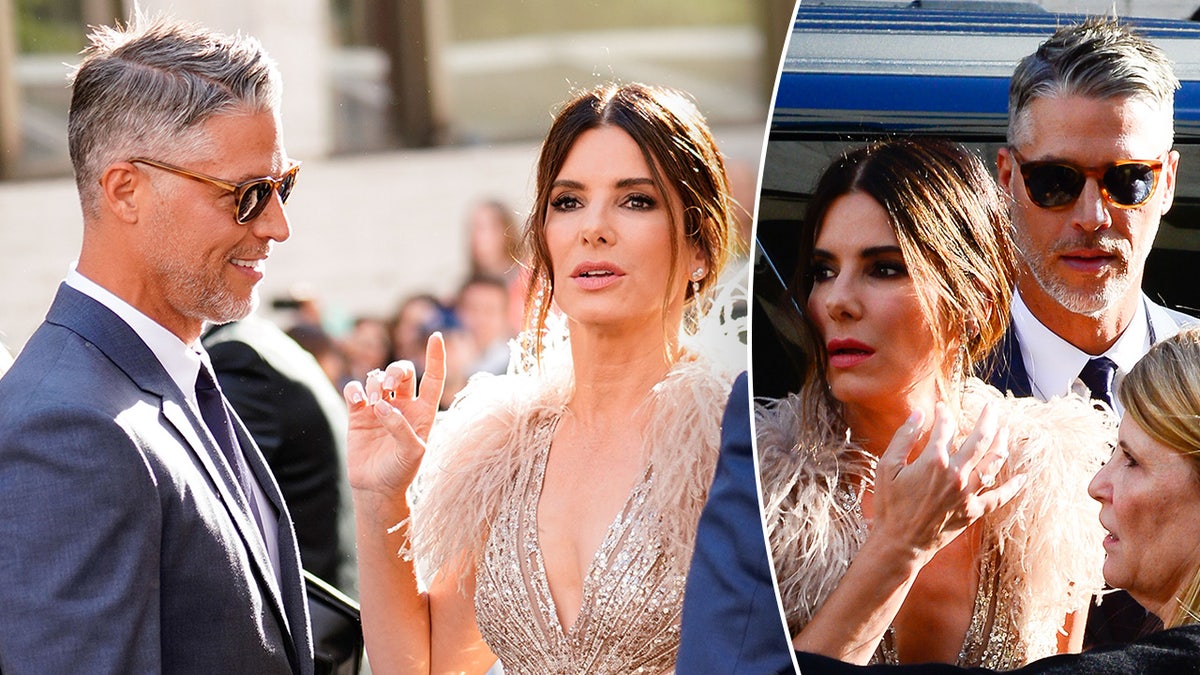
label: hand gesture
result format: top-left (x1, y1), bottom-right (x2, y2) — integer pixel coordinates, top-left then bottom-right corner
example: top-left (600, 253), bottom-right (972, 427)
top-left (872, 402), bottom-right (1025, 564)
top-left (344, 333), bottom-right (447, 498)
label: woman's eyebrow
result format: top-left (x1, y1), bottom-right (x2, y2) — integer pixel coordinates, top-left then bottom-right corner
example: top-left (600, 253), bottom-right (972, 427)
top-left (862, 245), bottom-right (903, 258)
top-left (811, 245), bottom-right (902, 259)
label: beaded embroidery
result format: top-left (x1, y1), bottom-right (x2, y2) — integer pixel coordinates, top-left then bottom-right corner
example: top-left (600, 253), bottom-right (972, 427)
top-left (759, 379), bottom-right (1108, 669)
top-left (876, 548), bottom-right (1024, 668)
top-left (473, 415), bottom-right (685, 674)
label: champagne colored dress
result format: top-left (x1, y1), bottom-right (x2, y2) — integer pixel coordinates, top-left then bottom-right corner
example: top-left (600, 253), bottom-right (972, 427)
top-left (757, 379), bottom-right (1111, 668)
top-left (408, 347), bottom-right (732, 674)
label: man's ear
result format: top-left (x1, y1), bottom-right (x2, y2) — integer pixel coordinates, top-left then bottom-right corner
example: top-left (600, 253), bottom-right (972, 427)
top-left (1159, 148), bottom-right (1180, 216)
top-left (99, 162), bottom-right (142, 223)
top-left (996, 146), bottom-right (1017, 199)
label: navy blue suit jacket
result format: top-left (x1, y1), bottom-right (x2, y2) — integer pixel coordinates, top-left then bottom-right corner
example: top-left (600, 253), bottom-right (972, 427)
top-left (0, 285), bottom-right (313, 674)
top-left (678, 372), bottom-right (796, 674)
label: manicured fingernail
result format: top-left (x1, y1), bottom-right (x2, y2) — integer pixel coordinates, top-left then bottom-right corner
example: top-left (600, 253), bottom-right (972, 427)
top-left (368, 390), bottom-right (380, 405)
top-left (349, 390), bottom-right (364, 405)
top-left (384, 376), bottom-right (396, 390)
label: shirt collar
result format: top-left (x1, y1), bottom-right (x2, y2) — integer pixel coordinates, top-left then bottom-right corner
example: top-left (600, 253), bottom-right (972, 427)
top-left (1011, 290), bottom-right (1149, 415)
top-left (65, 263), bottom-right (205, 404)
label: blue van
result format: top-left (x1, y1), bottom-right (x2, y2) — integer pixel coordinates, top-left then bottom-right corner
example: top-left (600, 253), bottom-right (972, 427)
top-left (753, 1), bottom-right (1200, 397)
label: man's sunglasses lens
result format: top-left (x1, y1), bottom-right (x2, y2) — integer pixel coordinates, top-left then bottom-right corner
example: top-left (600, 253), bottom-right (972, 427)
top-left (1024, 162), bottom-right (1157, 208)
top-left (1105, 163), bottom-right (1156, 206)
top-left (1025, 164), bottom-right (1084, 208)
top-left (237, 183), bottom-right (271, 223)
top-left (236, 168), bottom-right (298, 224)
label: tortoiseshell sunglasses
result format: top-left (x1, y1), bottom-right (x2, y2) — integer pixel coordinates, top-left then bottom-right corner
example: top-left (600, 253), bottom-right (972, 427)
top-left (129, 157), bottom-right (301, 224)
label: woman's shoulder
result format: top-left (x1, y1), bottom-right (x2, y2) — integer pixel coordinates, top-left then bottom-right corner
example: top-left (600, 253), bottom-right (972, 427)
top-left (961, 378), bottom-right (1115, 464)
top-left (755, 389), bottom-right (874, 636)
top-left (409, 369), bottom-right (568, 585)
top-left (756, 390), bottom-right (872, 487)
top-left (962, 379), bottom-right (1110, 656)
top-left (418, 368), bottom-right (575, 502)
top-left (636, 352), bottom-right (733, 574)
top-left (638, 351), bottom-right (733, 473)
top-left (755, 389), bottom-right (874, 553)
top-left (653, 351), bottom-right (733, 408)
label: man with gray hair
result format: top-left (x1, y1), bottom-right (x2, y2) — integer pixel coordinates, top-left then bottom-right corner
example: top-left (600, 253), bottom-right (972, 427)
top-left (0, 14), bottom-right (312, 674)
top-left (990, 17), bottom-right (1197, 649)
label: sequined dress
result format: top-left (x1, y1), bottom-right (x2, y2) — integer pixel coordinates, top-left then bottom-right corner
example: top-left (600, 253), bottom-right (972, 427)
top-left (757, 379), bottom-right (1111, 668)
top-left (474, 415), bottom-right (683, 673)
top-left (409, 352), bottom-right (731, 674)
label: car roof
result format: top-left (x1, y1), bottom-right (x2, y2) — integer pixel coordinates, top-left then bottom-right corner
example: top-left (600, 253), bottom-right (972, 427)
top-left (775, 2), bottom-right (1200, 137)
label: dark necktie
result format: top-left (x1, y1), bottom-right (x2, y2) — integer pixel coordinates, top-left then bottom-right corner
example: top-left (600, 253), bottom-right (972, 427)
top-left (1078, 356), bottom-right (1117, 408)
top-left (195, 364), bottom-right (267, 537)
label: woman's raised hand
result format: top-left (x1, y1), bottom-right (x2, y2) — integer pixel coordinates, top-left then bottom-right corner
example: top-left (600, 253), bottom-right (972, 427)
top-left (344, 333), bottom-right (447, 498)
top-left (872, 402), bottom-right (1025, 564)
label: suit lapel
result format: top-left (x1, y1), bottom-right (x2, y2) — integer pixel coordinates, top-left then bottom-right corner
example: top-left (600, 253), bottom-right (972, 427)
top-left (161, 400), bottom-right (282, 593)
top-left (229, 414), bottom-right (291, 597)
top-left (232, 416), bottom-right (313, 669)
top-left (989, 300), bottom-right (1194, 401)
top-left (46, 285), bottom-right (300, 666)
top-left (1144, 294), bottom-right (1188, 344)
top-left (983, 323), bottom-right (1033, 398)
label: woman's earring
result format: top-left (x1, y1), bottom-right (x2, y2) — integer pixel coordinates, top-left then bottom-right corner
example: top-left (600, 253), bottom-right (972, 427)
top-left (690, 267), bottom-right (705, 297)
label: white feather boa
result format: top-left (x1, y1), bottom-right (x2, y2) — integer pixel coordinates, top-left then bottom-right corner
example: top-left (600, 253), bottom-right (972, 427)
top-left (757, 379), bottom-right (1111, 663)
top-left (407, 318), bottom-right (735, 591)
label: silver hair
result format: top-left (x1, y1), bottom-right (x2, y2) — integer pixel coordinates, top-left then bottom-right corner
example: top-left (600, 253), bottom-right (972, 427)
top-left (67, 11), bottom-right (282, 219)
top-left (1007, 16), bottom-right (1179, 147)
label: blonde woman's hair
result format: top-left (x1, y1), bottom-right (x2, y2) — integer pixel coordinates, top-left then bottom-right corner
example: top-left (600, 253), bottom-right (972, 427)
top-left (1118, 325), bottom-right (1200, 627)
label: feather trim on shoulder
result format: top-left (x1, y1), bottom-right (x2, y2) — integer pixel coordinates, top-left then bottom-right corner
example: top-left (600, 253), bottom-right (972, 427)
top-left (408, 358), bottom-right (572, 590)
top-left (756, 389), bottom-right (876, 637)
top-left (409, 317), bottom-right (732, 590)
top-left (639, 351), bottom-right (732, 576)
top-left (963, 380), bottom-right (1112, 659)
top-left (758, 381), bottom-right (1112, 655)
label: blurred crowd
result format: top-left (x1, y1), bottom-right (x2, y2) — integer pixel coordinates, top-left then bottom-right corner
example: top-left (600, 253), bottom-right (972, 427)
top-left (280, 198), bottom-right (528, 407)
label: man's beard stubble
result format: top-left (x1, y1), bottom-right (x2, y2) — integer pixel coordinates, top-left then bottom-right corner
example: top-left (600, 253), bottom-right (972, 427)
top-left (1015, 229), bottom-right (1136, 318)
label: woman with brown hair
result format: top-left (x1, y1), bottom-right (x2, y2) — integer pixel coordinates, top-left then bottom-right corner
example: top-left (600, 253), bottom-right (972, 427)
top-left (794, 325), bottom-right (1200, 674)
top-left (758, 138), bottom-right (1111, 667)
top-left (344, 83), bottom-right (741, 674)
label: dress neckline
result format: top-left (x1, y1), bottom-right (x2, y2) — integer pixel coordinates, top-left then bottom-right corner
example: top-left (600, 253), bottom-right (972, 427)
top-left (872, 513), bottom-right (1013, 665)
top-left (525, 414), bottom-right (655, 638)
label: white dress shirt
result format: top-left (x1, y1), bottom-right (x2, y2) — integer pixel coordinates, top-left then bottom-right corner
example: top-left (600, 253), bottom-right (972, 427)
top-left (1010, 290), bottom-right (1150, 417)
top-left (64, 265), bottom-right (282, 589)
